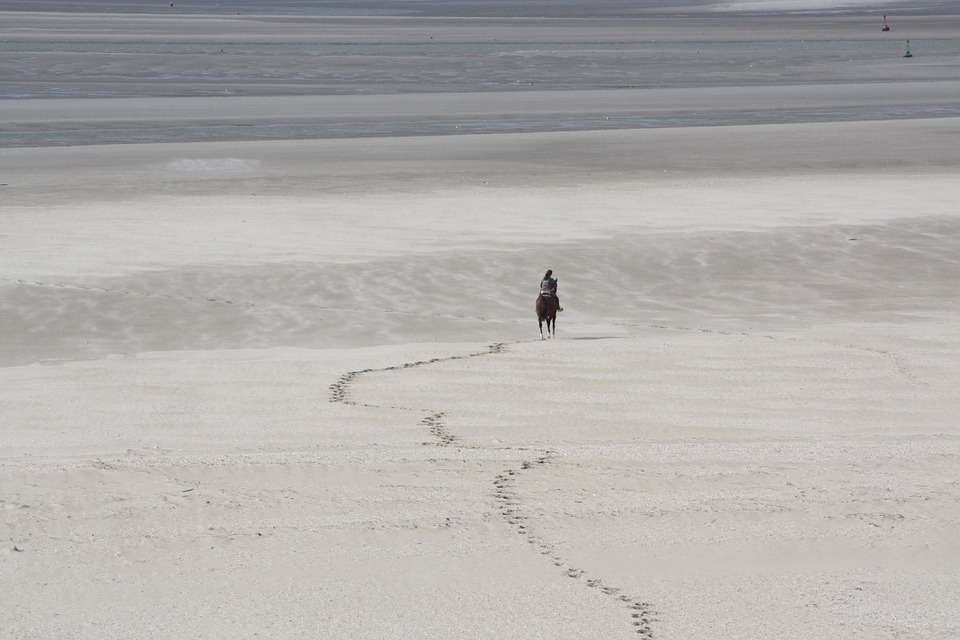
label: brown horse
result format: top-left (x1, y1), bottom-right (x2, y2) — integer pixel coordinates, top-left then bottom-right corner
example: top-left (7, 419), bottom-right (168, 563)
top-left (536, 293), bottom-right (558, 339)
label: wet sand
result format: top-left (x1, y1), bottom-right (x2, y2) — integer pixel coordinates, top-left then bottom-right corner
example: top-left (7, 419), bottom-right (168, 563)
top-left (2, 4), bottom-right (960, 639)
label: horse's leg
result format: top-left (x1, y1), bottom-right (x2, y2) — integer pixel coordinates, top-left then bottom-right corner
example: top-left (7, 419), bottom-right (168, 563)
top-left (536, 297), bottom-right (545, 339)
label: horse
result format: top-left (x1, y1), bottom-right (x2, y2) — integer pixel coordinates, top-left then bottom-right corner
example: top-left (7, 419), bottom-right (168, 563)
top-left (536, 293), bottom-right (558, 339)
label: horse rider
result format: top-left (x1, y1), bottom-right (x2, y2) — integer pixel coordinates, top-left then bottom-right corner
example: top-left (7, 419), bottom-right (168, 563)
top-left (540, 269), bottom-right (563, 312)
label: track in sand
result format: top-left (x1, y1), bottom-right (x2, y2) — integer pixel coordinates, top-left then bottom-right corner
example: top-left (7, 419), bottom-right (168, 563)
top-left (329, 341), bottom-right (656, 638)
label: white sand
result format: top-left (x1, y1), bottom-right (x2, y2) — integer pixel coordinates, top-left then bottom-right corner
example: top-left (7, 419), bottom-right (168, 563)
top-left (3, 7), bottom-right (960, 640)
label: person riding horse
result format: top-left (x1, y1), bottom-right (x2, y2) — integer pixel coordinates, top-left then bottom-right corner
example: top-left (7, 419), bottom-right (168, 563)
top-left (540, 269), bottom-right (563, 312)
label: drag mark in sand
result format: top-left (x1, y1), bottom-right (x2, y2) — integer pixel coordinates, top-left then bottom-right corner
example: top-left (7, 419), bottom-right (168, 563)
top-left (0, 277), bottom-right (250, 307)
top-left (328, 340), bottom-right (657, 638)
top-left (644, 322), bottom-right (928, 388)
top-left (837, 342), bottom-right (931, 387)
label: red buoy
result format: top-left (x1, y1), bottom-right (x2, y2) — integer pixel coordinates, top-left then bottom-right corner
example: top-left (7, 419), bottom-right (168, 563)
top-left (882, 15), bottom-right (890, 31)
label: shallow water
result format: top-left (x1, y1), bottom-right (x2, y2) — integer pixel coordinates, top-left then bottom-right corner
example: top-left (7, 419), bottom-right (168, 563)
top-left (5, 105), bottom-right (960, 148)
top-left (2, 0), bottom-right (958, 17)
top-left (3, 8), bottom-right (959, 146)
top-left (0, 1), bottom-right (720, 18)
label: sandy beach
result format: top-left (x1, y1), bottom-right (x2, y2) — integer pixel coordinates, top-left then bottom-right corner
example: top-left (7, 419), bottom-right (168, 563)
top-left (2, 3), bottom-right (960, 639)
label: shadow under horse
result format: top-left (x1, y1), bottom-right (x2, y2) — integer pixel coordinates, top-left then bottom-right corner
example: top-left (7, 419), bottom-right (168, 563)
top-left (536, 293), bottom-right (558, 339)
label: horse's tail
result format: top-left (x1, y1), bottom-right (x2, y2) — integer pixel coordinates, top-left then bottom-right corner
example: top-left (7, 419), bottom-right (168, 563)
top-left (536, 293), bottom-right (554, 321)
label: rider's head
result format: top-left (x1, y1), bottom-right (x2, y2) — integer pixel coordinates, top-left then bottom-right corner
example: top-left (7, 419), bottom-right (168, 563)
top-left (544, 269), bottom-right (553, 279)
